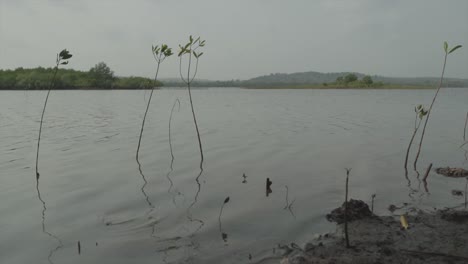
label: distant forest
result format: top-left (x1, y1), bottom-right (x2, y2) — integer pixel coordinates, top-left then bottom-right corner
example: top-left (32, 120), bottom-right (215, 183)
top-left (0, 62), bottom-right (161, 90)
top-left (2, 65), bottom-right (468, 90)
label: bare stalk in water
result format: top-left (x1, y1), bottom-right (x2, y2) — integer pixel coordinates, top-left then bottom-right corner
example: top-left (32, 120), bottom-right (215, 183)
top-left (178, 35), bottom-right (206, 170)
top-left (344, 168), bottom-right (351, 248)
top-left (464, 111), bottom-right (467, 142)
top-left (136, 44), bottom-right (173, 161)
top-left (413, 42), bottom-right (462, 170)
top-left (404, 105), bottom-right (427, 171)
top-left (36, 49), bottom-right (72, 180)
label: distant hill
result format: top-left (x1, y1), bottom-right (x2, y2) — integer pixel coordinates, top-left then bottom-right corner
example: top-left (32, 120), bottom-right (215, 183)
top-left (242, 71), bottom-right (468, 88)
top-left (160, 71), bottom-right (468, 88)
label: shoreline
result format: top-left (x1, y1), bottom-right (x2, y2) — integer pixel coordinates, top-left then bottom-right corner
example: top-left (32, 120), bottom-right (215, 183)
top-left (277, 202), bottom-right (468, 264)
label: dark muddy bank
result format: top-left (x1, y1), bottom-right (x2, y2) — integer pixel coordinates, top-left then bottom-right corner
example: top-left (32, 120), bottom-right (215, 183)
top-left (273, 201), bottom-right (468, 264)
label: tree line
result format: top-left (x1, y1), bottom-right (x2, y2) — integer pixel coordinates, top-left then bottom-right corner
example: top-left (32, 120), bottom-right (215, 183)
top-left (0, 62), bottom-right (161, 90)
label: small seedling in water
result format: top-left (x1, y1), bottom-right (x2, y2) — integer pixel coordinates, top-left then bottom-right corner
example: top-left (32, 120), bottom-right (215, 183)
top-left (178, 35), bottom-right (206, 170)
top-left (413, 42), bottom-right (462, 169)
top-left (36, 49), bottom-right (72, 180)
top-left (404, 105), bottom-right (427, 171)
top-left (136, 44), bottom-right (173, 161)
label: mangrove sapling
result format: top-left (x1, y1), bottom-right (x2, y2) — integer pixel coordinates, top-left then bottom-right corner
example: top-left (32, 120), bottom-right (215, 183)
top-left (136, 44), bottom-right (173, 161)
top-left (34, 50), bottom-right (71, 264)
top-left (404, 105), bottom-right (427, 171)
top-left (413, 42), bottom-right (462, 170)
top-left (36, 49), bottom-right (72, 180)
top-left (178, 36), bottom-right (206, 169)
top-left (344, 168), bottom-right (351, 248)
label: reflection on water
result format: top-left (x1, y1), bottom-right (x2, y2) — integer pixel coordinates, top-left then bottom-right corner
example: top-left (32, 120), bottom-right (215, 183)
top-left (36, 175), bottom-right (63, 264)
top-left (1, 89), bottom-right (468, 263)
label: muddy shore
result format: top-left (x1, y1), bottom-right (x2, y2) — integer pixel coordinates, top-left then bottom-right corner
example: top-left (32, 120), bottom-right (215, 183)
top-left (271, 201), bottom-right (468, 264)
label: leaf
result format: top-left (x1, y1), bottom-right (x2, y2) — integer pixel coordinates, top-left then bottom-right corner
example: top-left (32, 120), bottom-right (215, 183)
top-left (449, 45), bottom-right (462, 54)
top-left (224, 197), bottom-right (230, 204)
top-left (59, 49), bottom-right (68, 57)
top-left (60, 61), bottom-right (69, 65)
top-left (178, 48), bottom-right (185, 57)
top-left (198, 52), bottom-right (203, 57)
top-left (444, 41), bottom-right (448, 53)
top-left (189, 35), bottom-right (193, 43)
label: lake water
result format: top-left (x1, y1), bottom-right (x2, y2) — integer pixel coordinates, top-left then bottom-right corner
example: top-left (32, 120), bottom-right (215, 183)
top-left (1, 88), bottom-right (467, 264)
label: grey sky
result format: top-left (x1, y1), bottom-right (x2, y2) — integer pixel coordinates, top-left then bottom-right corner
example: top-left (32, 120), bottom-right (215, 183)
top-left (1, 0), bottom-right (467, 80)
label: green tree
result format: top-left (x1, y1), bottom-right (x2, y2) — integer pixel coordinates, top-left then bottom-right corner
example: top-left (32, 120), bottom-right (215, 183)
top-left (344, 73), bottom-right (358, 84)
top-left (362, 75), bottom-right (373, 87)
top-left (89, 62), bottom-right (114, 88)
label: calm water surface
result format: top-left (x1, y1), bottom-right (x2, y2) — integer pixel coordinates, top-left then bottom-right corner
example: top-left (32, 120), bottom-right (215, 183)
top-left (1, 88), bottom-right (467, 263)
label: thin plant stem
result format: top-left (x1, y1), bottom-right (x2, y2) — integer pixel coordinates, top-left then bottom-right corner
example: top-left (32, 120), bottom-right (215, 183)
top-left (136, 58), bottom-right (161, 161)
top-left (36, 66), bottom-right (59, 180)
top-left (414, 52), bottom-right (448, 170)
top-left (185, 44), bottom-right (204, 170)
top-left (464, 111), bottom-right (467, 142)
top-left (404, 112), bottom-right (423, 171)
top-left (344, 168), bottom-right (351, 248)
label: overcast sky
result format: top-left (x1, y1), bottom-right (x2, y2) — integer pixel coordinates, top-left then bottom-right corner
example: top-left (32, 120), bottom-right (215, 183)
top-left (1, 0), bottom-right (467, 80)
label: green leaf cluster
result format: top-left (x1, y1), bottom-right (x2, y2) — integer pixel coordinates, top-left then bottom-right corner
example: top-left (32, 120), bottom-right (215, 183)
top-left (415, 104), bottom-right (428, 119)
top-left (57, 49), bottom-right (73, 65)
top-left (178, 35), bottom-right (205, 58)
top-left (444, 41), bottom-right (462, 54)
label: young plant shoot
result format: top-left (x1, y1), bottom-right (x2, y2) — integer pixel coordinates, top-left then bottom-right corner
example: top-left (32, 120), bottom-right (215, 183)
top-left (36, 49), bottom-right (72, 180)
top-left (413, 42), bottom-right (462, 170)
top-left (136, 44), bottom-right (173, 161)
top-left (178, 36), bottom-right (206, 169)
